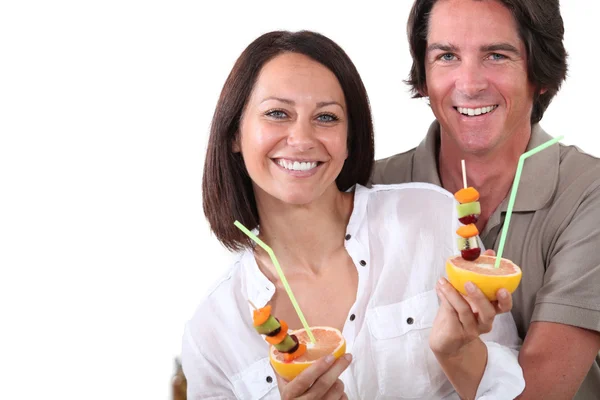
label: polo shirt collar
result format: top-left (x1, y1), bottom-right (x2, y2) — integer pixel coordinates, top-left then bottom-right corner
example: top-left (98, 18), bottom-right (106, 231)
top-left (413, 120), bottom-right (560, 212)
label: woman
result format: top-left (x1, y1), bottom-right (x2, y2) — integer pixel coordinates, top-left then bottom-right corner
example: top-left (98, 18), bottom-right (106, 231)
top-left (182, 30), bottom-right (524, 399)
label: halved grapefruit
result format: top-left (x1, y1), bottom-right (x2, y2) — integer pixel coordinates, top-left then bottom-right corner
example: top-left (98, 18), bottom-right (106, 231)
top-left (446, 255), bottom-right (522, 301)
top-left (269, 326), bottom-right (346, 382)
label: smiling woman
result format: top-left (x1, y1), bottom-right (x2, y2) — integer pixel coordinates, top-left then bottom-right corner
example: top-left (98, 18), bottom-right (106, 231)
top-left (201, 30), bottom-right (374, 252)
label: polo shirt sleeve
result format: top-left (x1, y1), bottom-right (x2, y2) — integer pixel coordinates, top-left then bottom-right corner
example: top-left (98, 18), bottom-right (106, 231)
top-left (532, 186), bottom-right (600, 332)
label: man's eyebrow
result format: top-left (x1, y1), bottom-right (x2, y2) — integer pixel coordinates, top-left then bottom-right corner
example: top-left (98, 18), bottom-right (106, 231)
top-left (481, 43), bottom-right (521, 55)
top-left (426, 43), bottom-right (459, 53)
top-left (426, 42), bottom-right (521, 56)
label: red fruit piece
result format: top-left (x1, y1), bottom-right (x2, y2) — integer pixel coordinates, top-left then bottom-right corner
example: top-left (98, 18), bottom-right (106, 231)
top-left (461, 247), bottom-right (481, 261)
top-left (459, 214), bottom-right (479, 225)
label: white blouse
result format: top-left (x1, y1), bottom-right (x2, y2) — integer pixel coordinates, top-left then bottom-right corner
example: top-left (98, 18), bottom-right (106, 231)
top-left (182, 183), bottom-right (525, 399)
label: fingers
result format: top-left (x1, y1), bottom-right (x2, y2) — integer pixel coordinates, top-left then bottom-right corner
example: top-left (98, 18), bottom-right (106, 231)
top-left (493, 288), bottom-right (513, 314)
top-left (462, 281), bottom-right (496, 333)
top-left (483, 249), bottom-right (496, 256)
top-left (321, 379), bottom-right (345, 400)
top-left (307, 354), bottom-right (352, 398)
top-left (281, 353), bottom-right (352, 399)
top-left (437, 278), bottom-right (479, 336)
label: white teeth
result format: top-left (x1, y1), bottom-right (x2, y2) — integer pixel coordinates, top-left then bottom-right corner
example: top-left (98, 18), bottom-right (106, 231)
top-left (458, 105), bottom-right (497, 116)
top-left (277, 159), bottom-right (318, 171)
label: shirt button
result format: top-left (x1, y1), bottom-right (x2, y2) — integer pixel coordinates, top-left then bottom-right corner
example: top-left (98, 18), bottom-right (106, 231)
top-left (345, 234), bottom-right (351, 240)
top-left (350, 314), bottom-right (356, 321)
top-left (406, 317), bottom-right (414, 325)
top-left (359, 260), bottom-right (366, 266)
top-left (266, 376), bottom-right (273, 383)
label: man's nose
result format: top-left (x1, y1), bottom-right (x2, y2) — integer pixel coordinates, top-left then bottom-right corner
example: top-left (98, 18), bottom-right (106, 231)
top-left (455, 60), bottom-right (489, 98)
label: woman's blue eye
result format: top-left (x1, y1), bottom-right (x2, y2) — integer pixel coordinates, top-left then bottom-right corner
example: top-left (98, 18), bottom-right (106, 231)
top-left (266, 110), bottom-right (287, 119)
top-left (317, 114), bottom-right (338, 122)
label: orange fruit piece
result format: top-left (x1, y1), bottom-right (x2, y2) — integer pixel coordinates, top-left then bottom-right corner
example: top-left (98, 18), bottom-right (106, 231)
top-left (265, 320), bottom-right (289, 345)
top-left (284, 343), bottom-right (307, 362)
top-left (455, 187), bottom-right (480, 204)
top-left (446, 255), bottom-right (522, 301)
top-left (456, 223), bottom-right (479, 238)
top-left (253, 305), bottom-right (271, 326)
top-left (269, 326), bottom-right (346, 382)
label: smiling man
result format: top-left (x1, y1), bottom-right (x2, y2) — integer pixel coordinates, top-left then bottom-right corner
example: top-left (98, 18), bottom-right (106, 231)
top-left (371, 0), bottom-right (600, 398)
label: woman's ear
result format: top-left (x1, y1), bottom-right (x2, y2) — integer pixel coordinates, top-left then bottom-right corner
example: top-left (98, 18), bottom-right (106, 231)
top-left (232, 133), bottom-right (241, 153)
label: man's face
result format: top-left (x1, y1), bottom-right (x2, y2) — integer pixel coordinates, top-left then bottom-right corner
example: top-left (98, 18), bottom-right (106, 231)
top-left (424, 0), bottom-right (537, 155)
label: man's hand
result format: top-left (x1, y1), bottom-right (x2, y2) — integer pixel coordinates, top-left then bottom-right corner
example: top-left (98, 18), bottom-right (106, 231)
top-left (276, 353), bottom-right (352, 400)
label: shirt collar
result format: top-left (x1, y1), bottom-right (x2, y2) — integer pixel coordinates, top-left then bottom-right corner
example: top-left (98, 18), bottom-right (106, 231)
top-left (413, 120), bottom-right (560, 212)
top-left (242, 184), bottom-right (370, 309)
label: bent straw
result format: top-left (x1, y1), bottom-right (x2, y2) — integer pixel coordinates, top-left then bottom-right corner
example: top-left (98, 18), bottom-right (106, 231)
top-left (234, 220), bottom-right (316, 343)
top-left (495, 135), bottom-right (565, 268)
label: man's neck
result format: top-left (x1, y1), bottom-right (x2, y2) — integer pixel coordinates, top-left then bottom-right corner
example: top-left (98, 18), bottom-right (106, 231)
top-left (438, 130), bottom-right (531, 232)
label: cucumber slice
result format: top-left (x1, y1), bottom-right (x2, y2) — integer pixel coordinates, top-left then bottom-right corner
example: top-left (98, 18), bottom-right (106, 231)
top-left (255, 316), bottom-right (280, 335)
top-left (457, 202), bottom-right (481, 218)
top-left (457, 236), bottom-right (479, 250)
top-left (274, 334), bottom-right (297, 353)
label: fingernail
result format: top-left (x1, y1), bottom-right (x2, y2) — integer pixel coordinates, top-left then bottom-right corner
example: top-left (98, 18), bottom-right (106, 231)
top-left (325, 354), bottom-right (335, 364)
top-left (465, 281), bottom-right (476, 294)
top-left (344, 354), bottom-right (353, 362)
top-left (438, 277), bottom-right (446, 286)
top-left (498, 289), bottom-right (508, 299)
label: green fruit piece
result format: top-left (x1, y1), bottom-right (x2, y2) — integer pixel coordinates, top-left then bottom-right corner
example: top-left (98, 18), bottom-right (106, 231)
top-left (255, 316), bottom-right (280, 335)
top-left (274, 335), bottom-right (297, 353)
top-left (457, 202), bottom-right (481, 219)
top-left (457, 236), bottom-right (479, 250)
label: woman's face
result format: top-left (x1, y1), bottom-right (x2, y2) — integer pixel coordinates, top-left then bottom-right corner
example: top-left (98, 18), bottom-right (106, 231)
top-left (236, 52), bottom-right (348, 206)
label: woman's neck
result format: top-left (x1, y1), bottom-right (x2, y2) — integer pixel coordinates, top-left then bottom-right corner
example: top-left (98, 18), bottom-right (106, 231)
top-left (254, 186), bottom-right (354, 278)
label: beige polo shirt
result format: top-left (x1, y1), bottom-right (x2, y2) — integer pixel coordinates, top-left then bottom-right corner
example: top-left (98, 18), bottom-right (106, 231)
top-left (371, 121), bottom-right (600, 398)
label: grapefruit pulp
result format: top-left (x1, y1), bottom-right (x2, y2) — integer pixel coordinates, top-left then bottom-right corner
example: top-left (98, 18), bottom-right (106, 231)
top-left (269, 326), bottom-right (346, 382)
top-left (446, 255), bottom-right (522, 301)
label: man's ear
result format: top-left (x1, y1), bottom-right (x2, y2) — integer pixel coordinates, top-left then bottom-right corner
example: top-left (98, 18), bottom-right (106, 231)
top-left (539, 88), bottom-right (548, 95)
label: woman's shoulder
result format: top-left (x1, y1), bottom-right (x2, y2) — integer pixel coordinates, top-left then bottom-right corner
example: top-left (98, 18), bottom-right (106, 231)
top-left (356, 183), bottom-right (456, 212)
top-left (186, 254), bottom-right (248, 334)
top-left (361, 182), bottom-right (454, 198)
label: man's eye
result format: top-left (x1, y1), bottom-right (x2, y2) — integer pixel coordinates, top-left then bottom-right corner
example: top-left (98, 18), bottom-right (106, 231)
top-left (317, 113), bottom-right (338, 123)
top-left (441, 53), bottom-right (455, 61)
top-left (489, 53), bottom-right (506, 61)
top-left (265, 110), bottom-right (287, 119)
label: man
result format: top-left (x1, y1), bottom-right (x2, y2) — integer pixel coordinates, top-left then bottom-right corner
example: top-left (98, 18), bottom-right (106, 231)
top-left (371, 0), bottom-right (600, 398)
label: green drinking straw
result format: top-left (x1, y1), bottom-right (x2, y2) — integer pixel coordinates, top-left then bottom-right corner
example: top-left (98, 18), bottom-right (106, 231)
top-left (234, 220), bottom-right (316, 343)
top-left (494, 135), bottom-right (564, 268)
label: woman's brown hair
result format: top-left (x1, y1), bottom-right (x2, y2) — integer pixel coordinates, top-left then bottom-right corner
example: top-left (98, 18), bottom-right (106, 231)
top-left (202, 30), bottom-right (374, 251)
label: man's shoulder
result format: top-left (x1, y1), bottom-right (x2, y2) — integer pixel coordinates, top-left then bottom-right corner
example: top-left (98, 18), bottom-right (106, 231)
top-left (558, 144), bottom-right (600, 192)
top-left (370, 148), bottom-right (417, 185)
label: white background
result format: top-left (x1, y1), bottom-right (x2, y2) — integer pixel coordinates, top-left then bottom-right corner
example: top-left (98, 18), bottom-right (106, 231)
top-left (1, 1), bottom-right (598, 399)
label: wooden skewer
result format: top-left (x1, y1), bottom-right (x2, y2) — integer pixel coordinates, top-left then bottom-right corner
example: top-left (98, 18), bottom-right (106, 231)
top-left (461, 159), bottom-right (468, 189)
top-left (248, 299), bottom-right (258, 310)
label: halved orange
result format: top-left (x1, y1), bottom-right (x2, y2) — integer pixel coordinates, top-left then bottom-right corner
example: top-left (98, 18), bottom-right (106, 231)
top-left (446, 255), bottom-right (522, 301)
top-left (269, 326), bottom-right (346, 382)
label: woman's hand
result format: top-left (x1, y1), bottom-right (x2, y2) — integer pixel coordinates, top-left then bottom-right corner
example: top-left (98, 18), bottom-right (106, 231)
top-left (276, 353), bottom-right (352, 400)
top-left (429, 277), bottom-right (513, 358)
